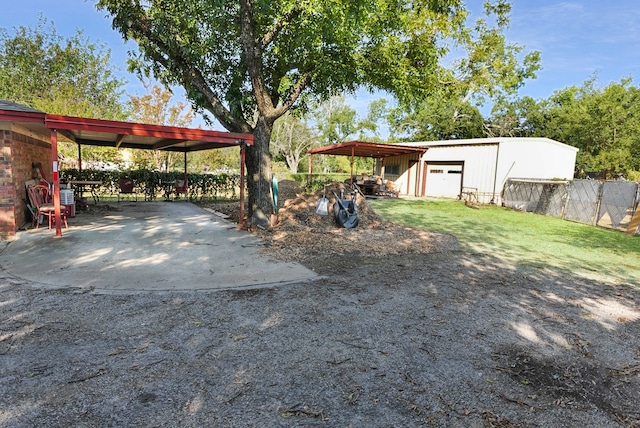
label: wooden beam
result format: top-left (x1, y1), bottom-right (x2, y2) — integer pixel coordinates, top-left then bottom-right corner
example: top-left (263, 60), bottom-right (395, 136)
top-left (153, 139), bottom-right (186, 150)
top-left (115, 134), bottom-right (127, 148)
top-left (626, 204), bottom-right (640, 235)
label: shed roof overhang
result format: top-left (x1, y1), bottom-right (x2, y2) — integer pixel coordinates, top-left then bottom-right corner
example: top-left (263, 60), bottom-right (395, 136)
top-left (307, 141), bottom-right (427, 186)
top-left (307, 140), bottom-right (427, 158)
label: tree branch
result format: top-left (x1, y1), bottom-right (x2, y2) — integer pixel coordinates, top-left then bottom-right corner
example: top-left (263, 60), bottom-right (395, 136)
top-left (274, 71), bottom-right (312, 117)
top-left (262, 8), bottom-right (302, 50)
top-left (129, 16), bottom-right (251, 133)
top-left (240, 0), bottom-right (275, 118)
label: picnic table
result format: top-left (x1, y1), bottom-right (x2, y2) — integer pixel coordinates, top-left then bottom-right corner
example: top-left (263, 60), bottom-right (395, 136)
top-left (161, 181), bottom-right (176, 200)
top-left (360, 180), bottom-right (380, 195)
top-left (68, 180), bottom-right (102, 204)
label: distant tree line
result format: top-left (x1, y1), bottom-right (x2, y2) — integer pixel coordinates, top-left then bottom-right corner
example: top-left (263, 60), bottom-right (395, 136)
top-left (3, 12), bottom-right (638, 184)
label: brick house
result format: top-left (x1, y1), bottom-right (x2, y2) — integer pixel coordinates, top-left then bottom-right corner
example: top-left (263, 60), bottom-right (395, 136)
top-left (0, 101), bottom-right (52, 239)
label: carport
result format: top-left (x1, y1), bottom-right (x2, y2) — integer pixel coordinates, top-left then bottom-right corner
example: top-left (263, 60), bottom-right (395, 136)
top-left (0, 100), bottom-right (253, 237)
top-left (307, 140), bottom-right (427, 185)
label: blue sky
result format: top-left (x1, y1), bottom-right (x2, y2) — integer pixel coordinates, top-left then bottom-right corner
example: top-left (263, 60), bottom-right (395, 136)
top-left (2, 1), bottom-right (640, 127)
top-left (505, 1), bottom-right (640, 99)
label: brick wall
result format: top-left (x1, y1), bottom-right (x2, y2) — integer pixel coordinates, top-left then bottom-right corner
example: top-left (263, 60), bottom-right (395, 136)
top-left (0, 128), bottom-right (52, 239)
top-left (0, 129), bottom-right (12, 239)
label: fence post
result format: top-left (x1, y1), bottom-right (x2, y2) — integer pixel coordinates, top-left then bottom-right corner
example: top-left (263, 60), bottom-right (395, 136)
top-left (627, 183), bottom-right (640, 235)
top-left (561, 181), bottom-right (571, 220)
top-left (593, 182), bottom-right (604, 226)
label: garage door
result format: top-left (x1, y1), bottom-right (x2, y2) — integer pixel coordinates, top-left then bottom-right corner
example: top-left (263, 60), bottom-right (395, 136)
top-left (425, 164), bottom-right (463, 198)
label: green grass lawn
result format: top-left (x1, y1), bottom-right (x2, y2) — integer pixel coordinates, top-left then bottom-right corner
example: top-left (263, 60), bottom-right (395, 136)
top-left (370, 198), bottom-right (640, 287)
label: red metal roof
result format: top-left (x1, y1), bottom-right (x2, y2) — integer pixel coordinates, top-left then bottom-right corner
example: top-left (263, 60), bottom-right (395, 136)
top-left (45, 115), bottom-right (252, 151)
top-left (308, 140), bottom-right (426, 158)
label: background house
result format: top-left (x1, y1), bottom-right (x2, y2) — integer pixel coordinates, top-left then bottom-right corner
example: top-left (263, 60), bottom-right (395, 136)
top-left (383, 137), bottom-right (578, 204)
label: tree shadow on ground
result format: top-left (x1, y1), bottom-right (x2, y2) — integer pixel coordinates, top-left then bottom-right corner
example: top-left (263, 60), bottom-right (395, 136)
top-left (1, 248), bottom-right (639, 427)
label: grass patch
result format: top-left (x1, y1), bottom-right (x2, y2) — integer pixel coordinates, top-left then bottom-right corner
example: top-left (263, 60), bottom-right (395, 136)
top-left (370, 198), bottom-right (640, 286)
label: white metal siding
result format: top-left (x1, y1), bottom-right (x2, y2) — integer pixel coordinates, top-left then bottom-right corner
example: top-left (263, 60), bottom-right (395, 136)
top-left (386, 138), bottom-right (578, 204)
top-left (497, 139), bottom-right (577, 185)
top-left (424, 144), bottom-right (498, 202)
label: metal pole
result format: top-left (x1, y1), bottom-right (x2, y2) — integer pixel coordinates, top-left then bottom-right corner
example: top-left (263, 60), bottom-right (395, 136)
top-left (183, 151), bottom-right (187, 182)
top-left (183, 150), bottom-right (188, 200)
top-left (77, 142), bottom-right (82, 171)
top-left (51, 130), bottom-right (62, 237)
top-left (491, 143), bottom-right (501, 204)
top-left (238, 142), bottom-right (246, 230)
top-left (350, 147), bottom-right (354, 185)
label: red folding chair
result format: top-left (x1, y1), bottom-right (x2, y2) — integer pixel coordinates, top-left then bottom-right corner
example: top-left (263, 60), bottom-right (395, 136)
top-left (27, 185), bottom-right (68, 229)
top-left (174, 179), bottom-right (188, 200)
top-left (118, 179), bottom-right (138, 202)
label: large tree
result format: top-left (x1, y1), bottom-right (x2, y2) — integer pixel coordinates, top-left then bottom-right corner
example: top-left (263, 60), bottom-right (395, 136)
top-left (487, 76), bottom-right (640, 179)
top-left (387, 94), bottom-right (486, 141)
top-left (484, 95), bottom-right (543, 137)
top-left (270, 112), bottom-right (316, 173)
top-left (97, 0), bottom-right (519, 218)
top-left (533, 77), bottom-right (640, 178)
top-left (313, 96), bottom-right (359, 145)
top-left (0, 17), bottom-right (126, 119)
top-left (387, 2), bottom-right (540, 141)
top-left (0, 17), bottom-right (128, 165)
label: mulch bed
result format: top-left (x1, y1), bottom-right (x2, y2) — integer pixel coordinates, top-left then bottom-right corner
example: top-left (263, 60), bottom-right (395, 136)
top-left (204, 180), bottom-right (458, 268)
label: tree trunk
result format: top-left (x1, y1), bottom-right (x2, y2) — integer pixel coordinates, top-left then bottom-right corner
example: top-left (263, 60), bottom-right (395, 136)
top-left (286, 154), bottom-right (299, 173)
top-left (246, 117), bottom-right (274, 219)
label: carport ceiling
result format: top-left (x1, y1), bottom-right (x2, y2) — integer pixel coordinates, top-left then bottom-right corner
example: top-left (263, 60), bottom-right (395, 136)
top-left (308, 140), bottom-right (426, 158)
top-left (45, 115), bottom-right (252, 152)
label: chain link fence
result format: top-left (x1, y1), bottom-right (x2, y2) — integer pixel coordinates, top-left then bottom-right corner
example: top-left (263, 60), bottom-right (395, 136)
top-left (502, 179), bottom-right (640, 235)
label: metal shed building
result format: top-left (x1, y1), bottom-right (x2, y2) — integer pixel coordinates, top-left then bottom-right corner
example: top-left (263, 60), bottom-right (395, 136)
top-left (386, 137), bottom-right (578, 204)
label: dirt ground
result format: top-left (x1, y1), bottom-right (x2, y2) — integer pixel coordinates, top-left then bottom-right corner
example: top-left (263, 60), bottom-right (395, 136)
top-left (1, 180), bottom-right (639, 427)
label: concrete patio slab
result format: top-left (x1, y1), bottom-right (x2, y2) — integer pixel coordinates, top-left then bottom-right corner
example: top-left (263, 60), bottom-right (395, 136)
top-left (0, 202), bottom-right (317, 292)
